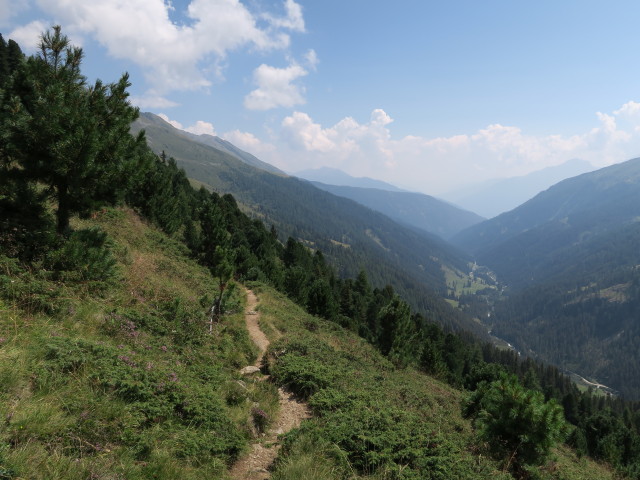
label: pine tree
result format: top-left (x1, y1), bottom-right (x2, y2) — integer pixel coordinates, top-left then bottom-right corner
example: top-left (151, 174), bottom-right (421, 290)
top-left (0, 34), bottom-right (8, 85)
top-left (377, 295), bottom-right (419, 366)
top-left (6, 39), bottom-right (22, 76)
top-left (464, 374), bottom-right (568, 476)
top-left (1, 26), bottom-right (142, 234)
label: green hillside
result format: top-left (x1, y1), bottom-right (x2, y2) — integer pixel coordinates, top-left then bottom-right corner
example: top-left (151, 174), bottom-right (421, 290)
top-left (0, 210), bottom-right (266, 479)
top-left (309, 181), bottom-right (484, 239)
top-left (132, 112), bottom-right (483, 336)
top-left (0, 209), bottom-right (620, 480)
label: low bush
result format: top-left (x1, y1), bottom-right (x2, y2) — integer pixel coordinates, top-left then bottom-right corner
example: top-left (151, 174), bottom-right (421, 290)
top-left (47, 227), bottom-right (117, 283)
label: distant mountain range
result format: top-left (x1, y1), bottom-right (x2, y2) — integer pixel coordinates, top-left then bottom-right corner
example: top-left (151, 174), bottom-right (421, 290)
top-left (441, 159), bottom-right (594, 218)
top-left (453, 158), bottom-right (640, 281)
top-left (453, 157), bottom-right (640, 397)
top-left (132, 112), bottom-right (484, 336)
top-left (309, 181), bottom-right (484, 239)
top-left (294, 166), bottom-right (405, 191)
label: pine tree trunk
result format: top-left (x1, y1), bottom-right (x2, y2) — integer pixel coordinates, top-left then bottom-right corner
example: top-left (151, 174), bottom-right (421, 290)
top-left (56, 182), bottom-right (70, 234)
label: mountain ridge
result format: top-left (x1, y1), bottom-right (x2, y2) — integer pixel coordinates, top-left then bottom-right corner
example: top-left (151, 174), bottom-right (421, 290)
top-left (442, 158), bottom-right (595, 218)
top-left (453, 157), bottom-right (640, 270)
top-left (310, 181), bottom-right (485, 239)
top-left (294, 166), bottom-right (406, 191)
top-left (138, 112), bottom-right (284, 175)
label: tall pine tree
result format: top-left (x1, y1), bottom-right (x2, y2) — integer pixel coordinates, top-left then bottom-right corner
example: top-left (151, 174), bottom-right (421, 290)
top-left (0, 26), bottom-right (142, 234)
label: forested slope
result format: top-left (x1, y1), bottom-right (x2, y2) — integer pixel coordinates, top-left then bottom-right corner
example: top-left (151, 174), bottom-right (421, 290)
top-left (132, 112), bottom-right (482, 336)
top-left (453, 158), bottom-right (640, 398)
top-left (309, 181), bottom-right (484, 239)
top-left (453, 157), bottom-right (640, 285)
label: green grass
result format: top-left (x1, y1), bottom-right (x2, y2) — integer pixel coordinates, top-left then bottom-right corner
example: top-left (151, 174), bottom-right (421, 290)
top-left (0, 209), bottom-right (622, 480)
top-left (251, 284), bottom-right (620, 480)
top-left (442, 264), bottom-right (496, 298)
top-left (0, 208), bottom-right (278, 480)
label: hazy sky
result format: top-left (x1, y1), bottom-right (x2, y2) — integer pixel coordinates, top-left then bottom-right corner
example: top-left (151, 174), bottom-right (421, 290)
top-left (5, 1), bottom-right (640, 194)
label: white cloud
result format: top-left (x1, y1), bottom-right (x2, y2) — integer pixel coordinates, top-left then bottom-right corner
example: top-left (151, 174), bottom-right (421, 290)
top-left (262, 0), bottom-right (305, 32)
top-left (272, 102), bottom-right (640, 194)
top-left (244, 62), bottom-right (307, 110)
top-left (281, 111), bottom-right (336, 152)
top-left (132, 95), bottom-right (180, 109)
top-left (223, 129), bottom-right (276, 157)
top-left (0, 0), bottom-right (29, 28)
top-left (614, 101), bottom-right (640, 118)
top-left (157, 113), bottom-right (184, 129)
top-left (185, 120), bottom-right (217, 136)
top-left (8, 20), bottom-right (48, 50)
top-left (304, 48), bottom-right (318, 70)
top-left (22, 0), bottom-right (305, 95)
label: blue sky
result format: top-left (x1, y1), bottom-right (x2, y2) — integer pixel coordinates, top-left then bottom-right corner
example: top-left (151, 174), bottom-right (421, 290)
top-left (4, 1), bottom-right (640, 194)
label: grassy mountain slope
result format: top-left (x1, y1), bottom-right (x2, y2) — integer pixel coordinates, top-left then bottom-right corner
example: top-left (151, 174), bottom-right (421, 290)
top-left (252, 284), bottom-right (617, 480)
top-left (137, 112), bottom-right (283, 174)
top-left (0, 209), bottom-right (275, 479)
top-left (0, 208), bottom-right (617, 480)
top-left (132, 113), bottom-right (482, 335)
top-left (310, 181), bottom-right (484, 239)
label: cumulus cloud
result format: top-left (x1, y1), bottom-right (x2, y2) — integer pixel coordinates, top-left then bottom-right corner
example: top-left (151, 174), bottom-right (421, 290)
top-left (223, 129), bottom-right (277, 157)
top-left (157, 114), bottom-right (215, 135)
top-left (262, 0), bottom-right (305, 32)
top-left (272, 102), bottom-right (640, 194)
top-left (185, 120), bottom-right (217, 136)
top-left (8, 20), bottom-right (48, 50)
top-left (132, 95), bottom-right (180, 109)
top-left (281, 111), bottom-right (336, 151)
top-left (244, 62), bottom-right (308, 110)
top-left (21, 0), bottom-right (305, 96)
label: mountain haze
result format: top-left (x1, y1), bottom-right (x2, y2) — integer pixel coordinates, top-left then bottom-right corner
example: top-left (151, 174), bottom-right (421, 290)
top-left (295, 166), bottom-right (406, 191)
top-left (310, 181), bottom-right (484, 239)
top-left (442, 159), bottom-right (594, 218)
top-left (453, 157), bottom-right (640, 283)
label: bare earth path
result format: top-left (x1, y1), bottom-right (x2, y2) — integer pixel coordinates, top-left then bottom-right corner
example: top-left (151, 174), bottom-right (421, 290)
top-left (229, 290), bottom-right (310, 480)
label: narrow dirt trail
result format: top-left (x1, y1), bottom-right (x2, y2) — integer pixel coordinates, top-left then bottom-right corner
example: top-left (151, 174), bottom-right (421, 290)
top-left (229, 290), bottom-right (310, 480)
